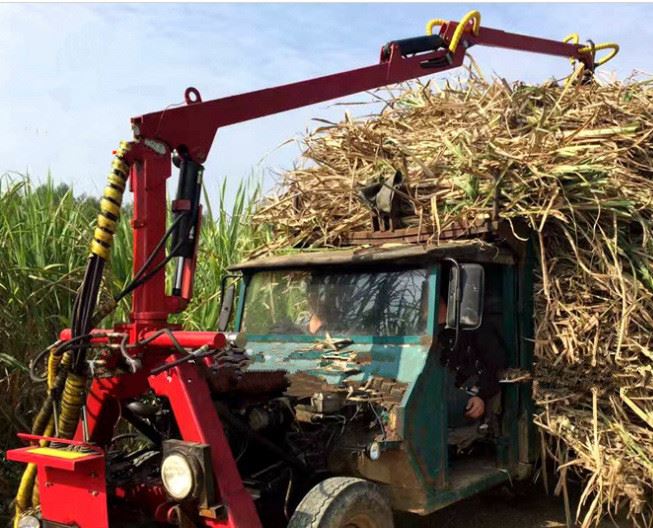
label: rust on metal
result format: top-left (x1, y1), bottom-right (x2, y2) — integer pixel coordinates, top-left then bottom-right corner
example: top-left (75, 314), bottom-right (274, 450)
top-left (285, 371), bottom-right (407, 410)
top-left (285, 372), bottom-right (333, 399)
top-left (208, 369), bottom-right (289, 396)
top-left (230, 239), bottom-right (515, 271)
top-left (342, 218), bottom-right (501, 246)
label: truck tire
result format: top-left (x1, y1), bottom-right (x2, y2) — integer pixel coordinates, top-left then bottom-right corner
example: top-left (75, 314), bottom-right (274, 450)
top-left (288, 477), bottom-right (394, 528)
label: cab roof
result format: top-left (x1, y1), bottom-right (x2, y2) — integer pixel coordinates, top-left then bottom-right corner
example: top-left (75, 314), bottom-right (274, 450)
top-left (229, 240), bottom-right (515, 272)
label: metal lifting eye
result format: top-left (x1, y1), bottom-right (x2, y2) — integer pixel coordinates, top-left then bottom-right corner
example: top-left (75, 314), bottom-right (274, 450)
top-left (184, 87), bottom-right (202, 105)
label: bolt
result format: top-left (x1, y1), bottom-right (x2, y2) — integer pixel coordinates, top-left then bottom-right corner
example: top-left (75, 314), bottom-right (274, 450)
top-left (91, 490), bottom-right (99, 497)
top-left (45, 481), bottom-right (53, 487)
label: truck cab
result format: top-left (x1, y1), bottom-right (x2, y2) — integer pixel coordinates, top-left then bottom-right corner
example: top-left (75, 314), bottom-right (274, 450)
top-left (9, 237), bottom-right (539, 528)
top-left (227, 239), bottom-right (537, 520)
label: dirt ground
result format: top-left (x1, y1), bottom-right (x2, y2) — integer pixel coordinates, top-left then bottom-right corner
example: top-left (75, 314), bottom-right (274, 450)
top-left (395, 484), bottom-right (629, 528)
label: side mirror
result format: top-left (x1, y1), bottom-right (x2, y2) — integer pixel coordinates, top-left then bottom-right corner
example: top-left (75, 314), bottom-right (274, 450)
top-left (446, 263), bottom-right (484, 331)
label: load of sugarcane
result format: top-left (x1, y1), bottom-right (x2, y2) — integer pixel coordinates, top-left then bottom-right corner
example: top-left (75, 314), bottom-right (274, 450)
top-left (252, 67), bottom-right (653, 527)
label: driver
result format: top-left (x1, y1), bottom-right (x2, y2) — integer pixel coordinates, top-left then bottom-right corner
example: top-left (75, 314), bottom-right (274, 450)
top-left (301, 278), bottom-right (329, 335)
top-left (307, 307), bottom-right (326, 335)
top-left (437, 296), bottom-right (506, 429)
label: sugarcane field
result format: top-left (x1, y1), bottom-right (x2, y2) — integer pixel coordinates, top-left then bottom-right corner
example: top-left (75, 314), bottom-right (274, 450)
top-left (2, 4), bottom-right (653, 528)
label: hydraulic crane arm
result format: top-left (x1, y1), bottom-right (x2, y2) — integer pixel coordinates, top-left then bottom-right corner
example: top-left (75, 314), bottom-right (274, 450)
top-left (131, 11), bottom-right (612, 164)
top-left (124, 11), bottom-right (617, 322)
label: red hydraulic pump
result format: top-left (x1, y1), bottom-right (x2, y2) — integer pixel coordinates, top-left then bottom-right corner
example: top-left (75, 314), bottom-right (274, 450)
top-left (8, 11), bottom-right (618, 528)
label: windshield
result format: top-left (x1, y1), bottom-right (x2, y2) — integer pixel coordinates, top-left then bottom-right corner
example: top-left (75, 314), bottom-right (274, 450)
top-left (241, 267), bottom-right (429, 337)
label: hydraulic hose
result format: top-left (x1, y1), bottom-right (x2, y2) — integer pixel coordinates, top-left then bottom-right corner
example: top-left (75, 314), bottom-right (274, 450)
top-left (56, 372), bottom-right (88, 438)
top-left (14, 464), bottom-right (36, 526)
top-left (29, 351), bottom-right (71, 440)
top-left (15, 142), bottom-right (132, 526)
top-left (14, 418), bottom-right (53, 524)
top-left (90, 142), bottom-right (132, 262)
top-left (14, 355), bottom-right (61, 527)
top-left (61, 142), bottom-right (132, 437)
top-left (70, 141), bottom-right (132, 372)
top-left (46, 348), bottom-right (61, 388)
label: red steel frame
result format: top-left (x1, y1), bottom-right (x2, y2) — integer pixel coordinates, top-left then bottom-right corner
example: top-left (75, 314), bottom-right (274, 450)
top-left (9, 18), bottom-right (595, 528)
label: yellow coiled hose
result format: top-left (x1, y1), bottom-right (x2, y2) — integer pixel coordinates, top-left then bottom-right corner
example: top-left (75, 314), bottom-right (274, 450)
top-left (56, 372), bottom-right (88, 439)
top-left (14, 465), bottom-right (36, 525)
top-left (14, 142), bottom-right (132, 526)
top-left (13, 353), bottom-right (60, 527)
top-left (90, 141), bottom-right (131, 260)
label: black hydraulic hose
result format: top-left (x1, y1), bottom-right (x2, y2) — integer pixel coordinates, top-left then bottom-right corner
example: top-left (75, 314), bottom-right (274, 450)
top-left (149, 346), bottom-right (212, 376)
top-left (29, 332), bottom-right (111, 383)
top-left (71, 256), bottom-right (105, 373)
top-left (129, 327), bottom-right (185, 353)
top-left (121, 404), bottom-right (162, 446)
top-left (29, 343), bottom-right (61, 383)
top-left (115, 239), bottom-right (184, 301)
top-left (114, 214), bottom-right (186, 303)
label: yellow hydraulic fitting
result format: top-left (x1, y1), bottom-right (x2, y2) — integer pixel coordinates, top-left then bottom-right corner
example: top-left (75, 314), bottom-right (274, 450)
top-left (580, 41), bottom-right (620, 66)
top-left (448, 10), bottom-right (481, 54)
top-left (426, 10), bottom-right (481, 54)
top-left (425, 17), bottom-right (448, 36)
top-left (564, 33), bottom-right (619, 67)
top-left (563, 33), bottom-right (579, 45)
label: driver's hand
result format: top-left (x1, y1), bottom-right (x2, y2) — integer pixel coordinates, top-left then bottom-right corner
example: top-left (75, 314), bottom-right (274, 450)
top-left (465, 396), bottom-right (485, 419)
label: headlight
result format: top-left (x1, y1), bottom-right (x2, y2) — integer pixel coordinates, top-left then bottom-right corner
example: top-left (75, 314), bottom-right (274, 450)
top-left (161, 453), bottom-right (194, 500)
top-left (17, 515), bottom-right (40, 528)
top-left (161, 439), bottom-right (214, 506)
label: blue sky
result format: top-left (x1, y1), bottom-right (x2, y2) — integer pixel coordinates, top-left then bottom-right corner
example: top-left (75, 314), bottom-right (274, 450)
top-left (1, 3), bottom-right (652, 207)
